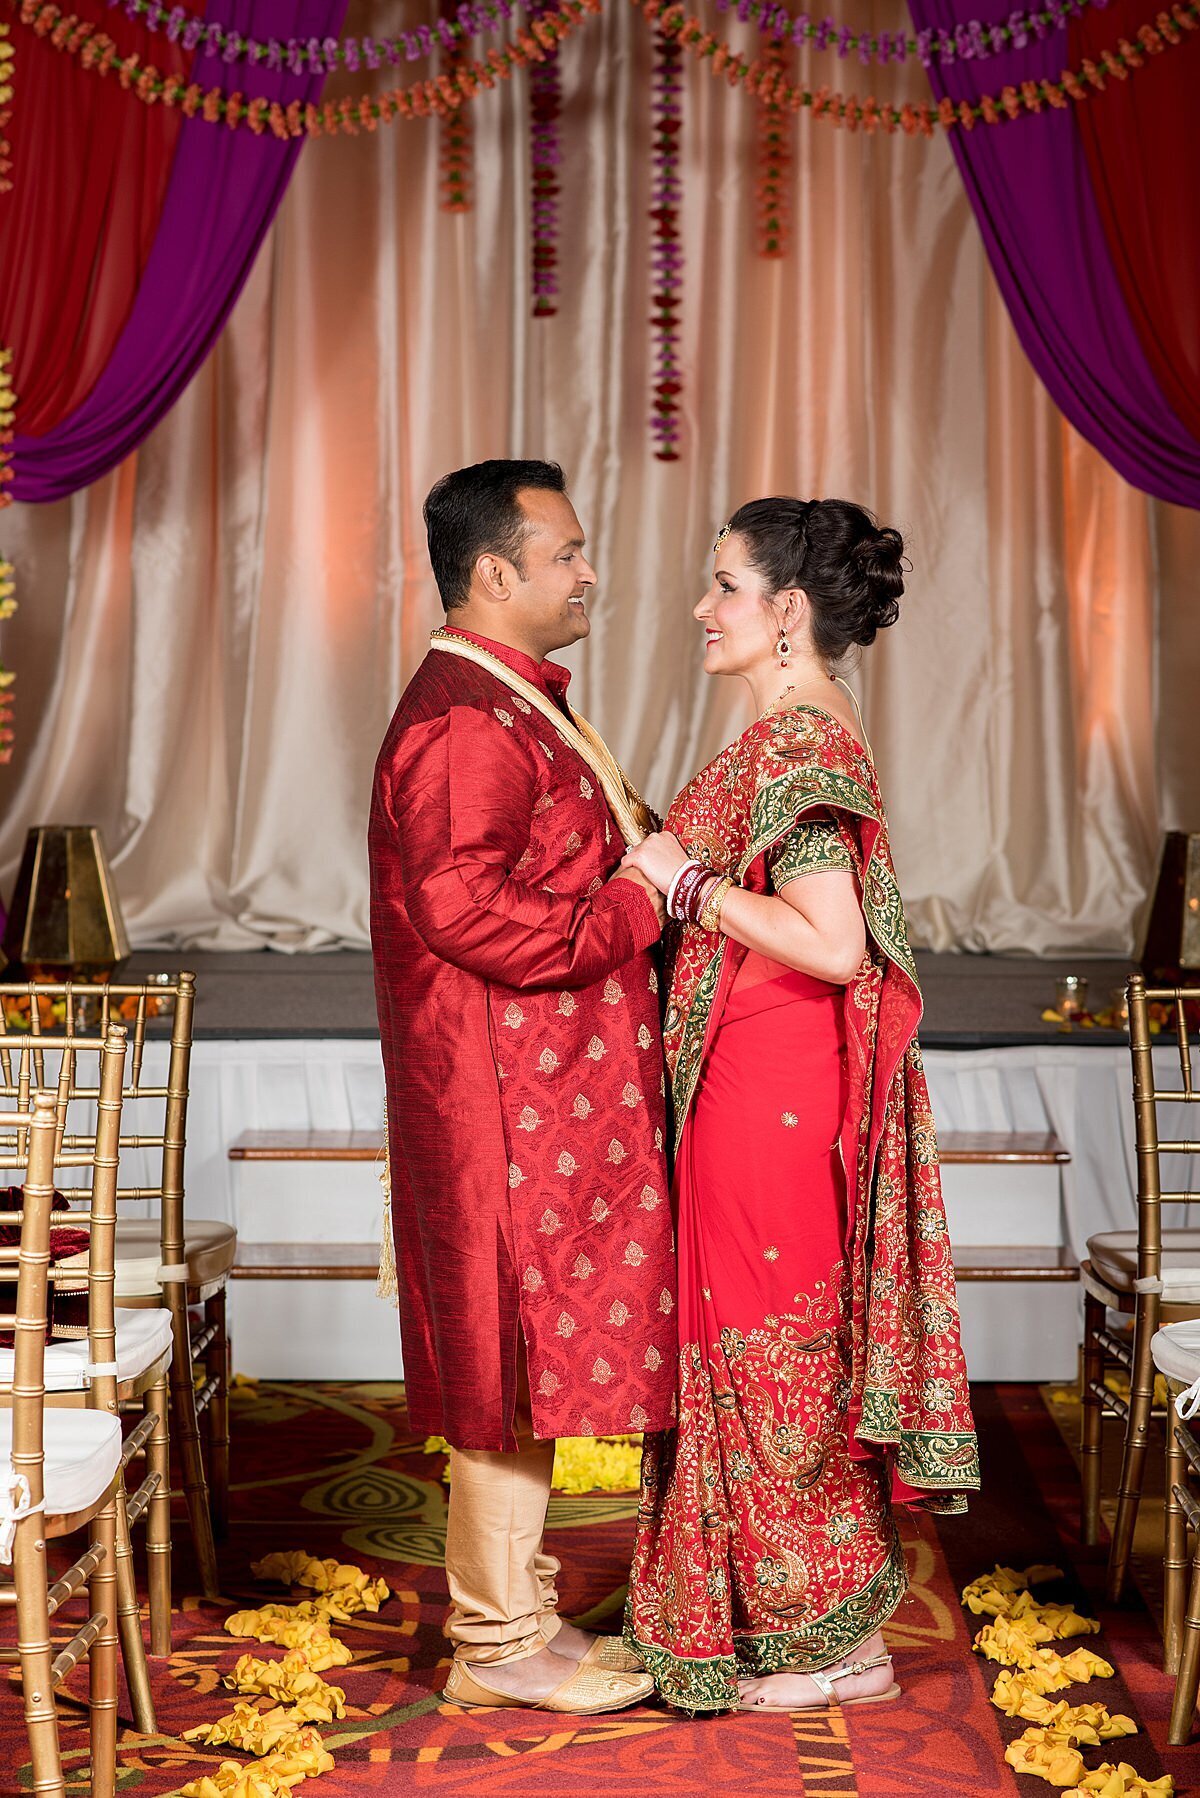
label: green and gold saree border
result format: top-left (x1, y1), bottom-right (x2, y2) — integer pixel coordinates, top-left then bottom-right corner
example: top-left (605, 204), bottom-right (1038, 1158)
top-left (624, 1536), bottom-right (907, 1714)
top-left (859, 1386), bottom-right (981, 1491)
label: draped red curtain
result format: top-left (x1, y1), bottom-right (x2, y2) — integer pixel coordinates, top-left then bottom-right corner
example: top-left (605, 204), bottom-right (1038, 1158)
top-left (0, 3), bottom-right (195, 436)
top-left (1071, 0), bottom-right (1200, 445)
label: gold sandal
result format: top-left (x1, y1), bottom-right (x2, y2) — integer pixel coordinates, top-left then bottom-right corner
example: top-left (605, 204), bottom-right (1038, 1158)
top-left (739, 1653), bottom-right (900, 1712)
top-left (445, 1657), bottom-right (655, 1715)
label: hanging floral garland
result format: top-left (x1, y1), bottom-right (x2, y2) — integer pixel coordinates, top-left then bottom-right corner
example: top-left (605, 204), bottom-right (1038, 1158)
top-left (439, 48), bottom-right (473, 207)
top-left (713, 0), bottom-right (1111, 68)
top-left (17, 0), bottom-right (601, 131)
top-left (650, 29), bottom-right (684, 460)
top-left (22, 0), bottom-right (1197, 138)
top-left (755, 40), bottom-right (790, 256)
top-left (103, 0), bottom-right (1115, 74)
top-left (103, 0), bottom-right (533, 71)
top-left (528, 2), bottom-right (562, 315)
top-left (632, 0), bottom-right (1199, 134)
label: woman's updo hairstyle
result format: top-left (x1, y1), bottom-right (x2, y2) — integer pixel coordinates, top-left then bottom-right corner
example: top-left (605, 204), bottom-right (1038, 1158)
top-left (725, 496), bottom-right (906, 661)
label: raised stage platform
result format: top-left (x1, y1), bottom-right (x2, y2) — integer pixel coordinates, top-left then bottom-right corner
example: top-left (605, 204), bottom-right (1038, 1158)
top-left (108, 948), bottom-right (1187, 1386)
top-left (121, 947), bottom-right (1135, 1046)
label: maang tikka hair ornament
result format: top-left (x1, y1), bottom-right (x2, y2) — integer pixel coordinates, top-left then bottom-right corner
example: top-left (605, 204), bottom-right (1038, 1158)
top-left (713, 522), bottom-right (732, 553)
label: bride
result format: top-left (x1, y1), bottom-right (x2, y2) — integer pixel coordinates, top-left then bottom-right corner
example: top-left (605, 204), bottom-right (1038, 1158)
top-left (620, 496), bottom-right (978, 1714)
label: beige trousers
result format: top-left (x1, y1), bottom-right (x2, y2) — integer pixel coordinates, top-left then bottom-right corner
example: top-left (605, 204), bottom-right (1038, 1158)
top-left (443, 1365), bottom-right (562, 1665)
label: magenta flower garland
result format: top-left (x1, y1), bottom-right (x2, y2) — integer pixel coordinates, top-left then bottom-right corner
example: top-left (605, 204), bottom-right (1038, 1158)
top-left (528, 2), bottom-right (562, 316)
top-left (649, 28), bottom-right (683, 461)
top-left (106, 0), bottom-right (1108, 73)
top-left (711, 0), bottom-right (1108, 65)
top-left (104, 0), bottom-right (530, 70)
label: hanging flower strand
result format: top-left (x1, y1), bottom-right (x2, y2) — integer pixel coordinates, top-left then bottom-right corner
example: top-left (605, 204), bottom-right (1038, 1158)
top-left (104, 0), bottom-right (532, 71)
top-left (712, 0), bottom-right (1110, 67)
top-left (439, 48), bottom-right (474, 207)
top-left (104, 0), bottom-right (1112, 73)
top-left (649, 28), bottom-right (684, 459)
top-left (755, 41), bottom-right (790, 256)
top-left (17, 0), bottom-right (603, 132)
top-left (632, 0), bottom-right (1200, 134)
top-left (528, 2), bottom-right (562, 315)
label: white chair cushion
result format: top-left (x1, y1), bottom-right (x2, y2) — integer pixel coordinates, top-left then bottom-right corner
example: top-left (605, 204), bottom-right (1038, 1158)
top-left (112, 1218), bottom-right (237, 1299)
top-left (1153, 1322), bottom-right (1200, 1387)
top-left (1, 1409), bottom-right (122, 1518)
top-left (0, 1307), bottom-right (174, 1394)
top-left (1087, 1230), bottom-right (1200, 1299)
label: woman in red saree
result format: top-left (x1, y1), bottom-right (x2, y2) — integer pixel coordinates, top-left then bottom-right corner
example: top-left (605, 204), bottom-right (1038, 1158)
top-left (621, 498), bottom-right (978, 1715)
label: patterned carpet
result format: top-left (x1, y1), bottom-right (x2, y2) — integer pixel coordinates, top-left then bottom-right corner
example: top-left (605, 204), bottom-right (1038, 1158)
top-left (4, 1381), bottom-right (1200, 1797)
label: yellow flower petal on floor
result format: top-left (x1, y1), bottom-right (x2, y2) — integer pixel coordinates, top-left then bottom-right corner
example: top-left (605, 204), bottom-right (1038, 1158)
top-left (183, 1702), bottom-right (326, 1754)
top-left (1008, 1592), bottom-right (1102, 1640)
top-left (962, 1565), bottom-right (1068, 1617)
top-left (1066, 1765), bottom-right (1174, 1797)
top-left (251, 1552), bottom-right (391, 1615)
top-left (178, 1729), bottom-right (334, 1797)
top-left (1003, 1727), bottom-right (1086, 1787)
top-left (1059, 1648), bottom-right (1116, 1683)
top-left (224, 1652), bottom-right (346, 1719)
top-left (424, 1431), bottom-right (643, 1493)
top-left (989, 1677), bottom-right (1136, 1741)
top-left (222, 1608), bottom-right (352, 1666)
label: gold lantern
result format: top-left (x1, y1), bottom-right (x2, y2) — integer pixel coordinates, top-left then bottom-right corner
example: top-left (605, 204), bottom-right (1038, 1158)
top-left (2, 826), bottom-right (130, 979)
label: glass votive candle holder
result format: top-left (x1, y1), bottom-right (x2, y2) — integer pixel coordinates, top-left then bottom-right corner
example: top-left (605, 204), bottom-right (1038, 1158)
top-left (1055, 975), bottom-right (1088, 1019)
top-left (1109, 986), bottom-right (1130, 1027)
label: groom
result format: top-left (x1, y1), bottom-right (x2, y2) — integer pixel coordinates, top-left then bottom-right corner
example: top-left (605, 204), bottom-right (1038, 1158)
top-left (369, 459), bottom-right (676, 1713)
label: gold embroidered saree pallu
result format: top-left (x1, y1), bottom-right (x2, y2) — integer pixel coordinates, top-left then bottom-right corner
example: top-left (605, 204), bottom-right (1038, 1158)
top-left (625, 704), bottom-right (978, 1712)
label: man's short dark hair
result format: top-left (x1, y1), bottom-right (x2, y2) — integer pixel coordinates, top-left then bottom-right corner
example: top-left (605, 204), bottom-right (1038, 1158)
top-left (423, 459), bottom-right (567, 611)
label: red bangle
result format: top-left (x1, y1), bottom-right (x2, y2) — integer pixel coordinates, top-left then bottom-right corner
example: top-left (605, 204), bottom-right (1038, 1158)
top-left (677, 868), bottom-right (719, 925)
top-left (670, 863), bottom-right (712, 923)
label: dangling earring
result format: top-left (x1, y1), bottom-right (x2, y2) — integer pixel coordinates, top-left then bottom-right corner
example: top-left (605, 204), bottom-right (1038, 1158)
top-left (777, 632), bottom-right (791, 667)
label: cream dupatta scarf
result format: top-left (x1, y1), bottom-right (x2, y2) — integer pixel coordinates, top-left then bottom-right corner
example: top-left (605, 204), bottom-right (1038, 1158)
top-left (377, 628), bottom-right (654, 1299)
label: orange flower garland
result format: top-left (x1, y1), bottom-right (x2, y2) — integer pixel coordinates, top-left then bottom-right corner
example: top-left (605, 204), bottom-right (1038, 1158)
top-left (17, 0), bottom-right (603, 131)
top-left (755, 40), bottom-right (790, 255)
top-left (18, 0), bottom-right (1200, 137)
top-left (632, 0), bottom-right (1200, 133)
top-left (439, 49), bottom-right (473, 207)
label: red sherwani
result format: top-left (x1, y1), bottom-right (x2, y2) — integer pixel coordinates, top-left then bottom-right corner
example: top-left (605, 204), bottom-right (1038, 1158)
top-left (369, 629), bottom-right (678, 1451)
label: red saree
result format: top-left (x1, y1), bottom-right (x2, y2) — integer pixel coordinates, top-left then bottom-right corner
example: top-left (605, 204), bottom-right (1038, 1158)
top-left (626, 704), bottom-right (978, 1713)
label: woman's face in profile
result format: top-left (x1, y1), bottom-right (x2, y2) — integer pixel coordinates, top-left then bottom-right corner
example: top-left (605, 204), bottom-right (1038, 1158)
top-left (694, 533), bottom-right (780, 679)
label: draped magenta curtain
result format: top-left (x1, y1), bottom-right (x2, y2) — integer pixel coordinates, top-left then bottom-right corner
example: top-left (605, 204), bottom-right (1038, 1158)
top-left (905, 0), bottom-right (1200, 508)
top-left (1, 0), bottom-right (347, 503)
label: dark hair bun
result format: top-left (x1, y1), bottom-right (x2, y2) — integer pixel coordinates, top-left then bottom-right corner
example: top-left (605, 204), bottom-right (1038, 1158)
top-left (725, 494), bottom-right (906, 661)
top-left (847, 526), bottom-right (904, 645)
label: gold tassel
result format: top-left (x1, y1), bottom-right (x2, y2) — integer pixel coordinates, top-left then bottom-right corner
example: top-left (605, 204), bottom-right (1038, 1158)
top-left (376, 1109), bottom-right (398, 1305)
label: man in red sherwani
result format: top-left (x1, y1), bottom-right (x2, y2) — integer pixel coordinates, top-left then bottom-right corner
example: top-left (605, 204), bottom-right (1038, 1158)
top-left (369, 460), bottom-right (676, 1714)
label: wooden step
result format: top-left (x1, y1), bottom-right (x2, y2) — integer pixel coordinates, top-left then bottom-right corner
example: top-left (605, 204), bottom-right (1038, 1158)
top-left (939, 1131), bottom-right (1069, 1165)
top-left (954, 1244), bottom-right (1079, 1281)
top-left (232, 1242), bottom-right (379, 1280)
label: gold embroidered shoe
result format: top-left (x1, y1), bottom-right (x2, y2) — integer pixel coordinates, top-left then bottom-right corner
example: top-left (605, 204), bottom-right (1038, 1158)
top-left (445, 1658), bottom-right (655, 1714)
top-left (580, 1635), bottom-right (647, 1674)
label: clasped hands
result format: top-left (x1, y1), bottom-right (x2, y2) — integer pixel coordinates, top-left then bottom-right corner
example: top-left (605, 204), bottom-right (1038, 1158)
top-left (610, 831), bottom-right (690, 927)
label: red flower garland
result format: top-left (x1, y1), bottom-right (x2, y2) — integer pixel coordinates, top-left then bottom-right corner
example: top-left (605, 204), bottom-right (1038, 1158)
top-left (529, 1), bottom-right (562, 315)
top-left (755, 40), bottom-right (790, 255)
top-left (650, 29), bottom-right (683, 459)
top-left (439, 48), bottom-right (473, 207)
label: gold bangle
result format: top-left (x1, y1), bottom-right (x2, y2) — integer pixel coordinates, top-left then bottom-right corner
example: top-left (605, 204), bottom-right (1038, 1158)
top-left (698, 875), bottom-right (735, 934)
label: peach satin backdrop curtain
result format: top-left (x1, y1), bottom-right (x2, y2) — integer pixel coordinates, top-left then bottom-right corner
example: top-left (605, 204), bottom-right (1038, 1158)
top-left (1, 0), bottom-right (1197, 952)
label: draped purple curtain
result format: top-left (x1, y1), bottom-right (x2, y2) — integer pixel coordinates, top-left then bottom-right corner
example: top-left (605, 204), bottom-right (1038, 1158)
top-left (11, 0), bottom-right (347, 503)
top-left (905, 0), bottom-right (1200, 508)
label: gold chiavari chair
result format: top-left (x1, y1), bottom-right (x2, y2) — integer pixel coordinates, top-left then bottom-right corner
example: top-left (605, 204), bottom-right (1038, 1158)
top-left (0, 1016), bottom-right (171, 1730)
top-left (1078, 975), bottom-right (1200, 1649)
top-left (1147, 1322), bottom-right (1200, 1742)
top-left (0, 974), bottom-right (234, 1600)
top-left (1, 1080), bottom-right (124, 1798)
